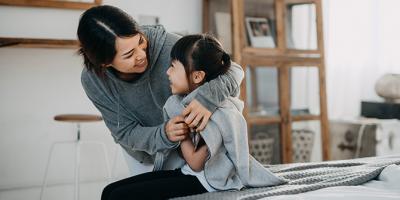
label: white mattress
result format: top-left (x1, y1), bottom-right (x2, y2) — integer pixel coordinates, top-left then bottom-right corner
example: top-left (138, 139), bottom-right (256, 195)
top-left (265, 164), bottom-right (400, 200)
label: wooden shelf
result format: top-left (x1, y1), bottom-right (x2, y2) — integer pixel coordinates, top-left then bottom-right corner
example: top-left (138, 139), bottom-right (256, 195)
top-left (247, 114), bottom-right (321, 125)
top-left (0, 37), bottom-right (79, 48)
top-left (247, 116), bottom-right (281, 125)
top-left (292, 114), bottom-right (321, 121)
top-left (242, 52), bottom-right (322, 67)
top-left (0, 0), bottom-right (102, 10)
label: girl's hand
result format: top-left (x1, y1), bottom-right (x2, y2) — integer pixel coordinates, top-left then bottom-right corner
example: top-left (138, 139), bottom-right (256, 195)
top-left (182, 99), bottom-right (212, 132)
top-left (165, 116), bottom-right (189, 142)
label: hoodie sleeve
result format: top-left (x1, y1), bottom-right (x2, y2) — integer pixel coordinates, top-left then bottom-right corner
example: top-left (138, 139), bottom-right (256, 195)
top-left (81, 72), bottom-right (179, 155)
top-left (194, 61), bottom-right (244, 112)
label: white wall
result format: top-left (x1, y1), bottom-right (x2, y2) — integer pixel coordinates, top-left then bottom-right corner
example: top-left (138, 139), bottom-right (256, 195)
top-left (323, 0), bottom-right (400, 119)
top-left (0, 0), bottom-right (202, 190)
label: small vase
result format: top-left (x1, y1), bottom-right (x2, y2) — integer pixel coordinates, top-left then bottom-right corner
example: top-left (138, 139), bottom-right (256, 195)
top-left (375, 73), bottom-right (400, 103)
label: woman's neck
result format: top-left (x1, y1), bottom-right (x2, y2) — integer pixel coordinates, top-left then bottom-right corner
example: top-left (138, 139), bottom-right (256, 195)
top-left (111, 68), bottom-right (145, 82)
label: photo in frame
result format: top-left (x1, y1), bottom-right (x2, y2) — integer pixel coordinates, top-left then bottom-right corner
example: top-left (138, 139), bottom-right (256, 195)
top-left (245, 17), bottom-right (275, 48)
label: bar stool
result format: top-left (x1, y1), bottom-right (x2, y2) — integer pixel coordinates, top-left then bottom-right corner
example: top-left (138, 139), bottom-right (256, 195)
top-left (40, 114), bottom-right (111, 200)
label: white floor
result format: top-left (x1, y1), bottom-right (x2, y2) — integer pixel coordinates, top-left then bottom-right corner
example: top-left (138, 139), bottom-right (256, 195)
top-left (0, 180), bottom-right (109, 200)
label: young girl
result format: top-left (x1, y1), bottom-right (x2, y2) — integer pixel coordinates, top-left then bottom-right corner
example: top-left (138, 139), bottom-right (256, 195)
top-left (101, 34), bottom-right (285, 200)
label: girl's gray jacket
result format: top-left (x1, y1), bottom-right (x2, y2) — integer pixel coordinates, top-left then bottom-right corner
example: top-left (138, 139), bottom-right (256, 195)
top-left (156, 89), bottom-right (287, 191)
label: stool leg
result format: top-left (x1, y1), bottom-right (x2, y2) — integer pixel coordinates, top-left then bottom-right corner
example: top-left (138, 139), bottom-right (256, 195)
top-left (110, 146), bottom-right (119, 181)
top-left (82, 141), bottom-right (112, 182)
top-left (75, 140), bottom-right (81, 200)
top-left (40, 141), bottom-right (75, 200)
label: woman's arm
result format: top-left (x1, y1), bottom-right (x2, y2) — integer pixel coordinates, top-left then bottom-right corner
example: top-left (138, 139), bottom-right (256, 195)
top-left (180, 137), bottom-right (209, 172)
top-left (81, 74), bottom-right (188, 155)
top-left (183, 62), bottom-right (244, 130)
top-left (195, 61), bottom-right (244, 109)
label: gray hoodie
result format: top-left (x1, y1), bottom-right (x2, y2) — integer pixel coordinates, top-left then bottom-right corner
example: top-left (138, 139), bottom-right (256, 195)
top-left (81, 25), bottom-right (244, 164)
top-left (159, 89), bottom-right (287, 191)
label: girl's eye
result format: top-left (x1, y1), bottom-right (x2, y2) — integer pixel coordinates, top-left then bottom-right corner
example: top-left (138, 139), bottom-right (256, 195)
top-left (125, 54), bottom-right (133, 59)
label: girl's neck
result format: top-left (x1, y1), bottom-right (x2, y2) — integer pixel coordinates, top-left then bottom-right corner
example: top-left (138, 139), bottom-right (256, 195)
top-left (187, 83), bottom-right (201, 94)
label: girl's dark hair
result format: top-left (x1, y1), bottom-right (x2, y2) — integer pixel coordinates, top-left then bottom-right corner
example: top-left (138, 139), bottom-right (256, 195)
top-left (77, 5), bottom-right (142, 76)
top-left (170, 34), bottom-right (231, 85)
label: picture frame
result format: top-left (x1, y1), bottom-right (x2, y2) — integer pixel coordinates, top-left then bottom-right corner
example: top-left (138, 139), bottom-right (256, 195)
top-left (245, 17), bottom-right (275, 48)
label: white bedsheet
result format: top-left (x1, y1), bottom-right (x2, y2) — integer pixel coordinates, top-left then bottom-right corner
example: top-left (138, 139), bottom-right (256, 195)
top-left (264, 164), bottom-right (400, 200)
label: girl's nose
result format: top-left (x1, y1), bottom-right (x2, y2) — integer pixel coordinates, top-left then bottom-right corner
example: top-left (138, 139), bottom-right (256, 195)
top-left (166, 67), bottom-right (171, 75)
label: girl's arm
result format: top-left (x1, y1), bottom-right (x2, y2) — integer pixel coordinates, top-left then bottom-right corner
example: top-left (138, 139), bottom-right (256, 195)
top-left (184, 62), bottom-right (244, 130)
top-left (180, 137), bottom-right (209, 172)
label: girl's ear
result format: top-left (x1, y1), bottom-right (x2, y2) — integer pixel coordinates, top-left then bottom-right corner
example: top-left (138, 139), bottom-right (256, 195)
top-left (191, 70), bottom-right (206, 84)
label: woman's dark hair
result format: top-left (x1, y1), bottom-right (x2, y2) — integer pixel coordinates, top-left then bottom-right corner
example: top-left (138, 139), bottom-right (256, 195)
top-left (170, 34), bottom-right (231, 85)
top-left (77, 5), bottom-right (142, 76)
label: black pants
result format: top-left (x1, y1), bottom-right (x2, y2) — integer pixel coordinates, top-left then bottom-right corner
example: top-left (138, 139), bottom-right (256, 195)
top-left (102, 169), bottom-right (207, 200)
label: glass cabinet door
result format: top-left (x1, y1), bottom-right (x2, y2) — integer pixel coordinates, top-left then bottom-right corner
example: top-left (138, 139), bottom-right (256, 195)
top-left (245, 66), bottom-right (280, 118)
top-left (285, 0), bottom-right (319, 50)
top-left (290, 66), bottom-right (320, 117)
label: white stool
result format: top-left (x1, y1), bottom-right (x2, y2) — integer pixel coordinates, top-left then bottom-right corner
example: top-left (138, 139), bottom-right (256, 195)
top-left (40, 114), bottom-right (111, 200)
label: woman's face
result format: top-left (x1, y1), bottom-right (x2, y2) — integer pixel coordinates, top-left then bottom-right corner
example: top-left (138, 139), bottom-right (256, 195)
top-left (109, 34), bottom-right (148, 74)
top-left (166, 60), bottom-right (190, 95)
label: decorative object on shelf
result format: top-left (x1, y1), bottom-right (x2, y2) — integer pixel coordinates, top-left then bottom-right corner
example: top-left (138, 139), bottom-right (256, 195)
top-left (361, 101), bottom-right (400, 120)
top-left (215, 12), bottom-right (232, 54)
top-left (250, 132), bottom-right (275, 165)
top-left (250, 128), bottom-right (315, 164)
top-left (285, 3), bottom-right (318, 50)
top-left (329, 119), bottom-right (400, 160)
top-left (375, 73), bottom-right (400, 103)
top-left (292, 129), bottom-right (314, 162)
top-left (245, 17), bottom-right (275, 48)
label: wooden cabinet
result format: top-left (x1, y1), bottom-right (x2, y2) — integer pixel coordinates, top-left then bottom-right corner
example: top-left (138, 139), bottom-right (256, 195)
top-left (203, 0), bottom-right (329, 163)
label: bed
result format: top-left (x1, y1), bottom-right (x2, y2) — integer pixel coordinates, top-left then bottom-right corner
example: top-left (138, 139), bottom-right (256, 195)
top-left (172, 155), bottom-right (400, 200)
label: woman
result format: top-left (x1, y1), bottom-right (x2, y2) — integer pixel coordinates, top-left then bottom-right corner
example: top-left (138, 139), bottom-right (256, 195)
top-left (77, 5), bottom-right (244, 175)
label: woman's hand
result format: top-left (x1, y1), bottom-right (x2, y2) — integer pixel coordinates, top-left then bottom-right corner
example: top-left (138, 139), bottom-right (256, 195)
top-left (165, 116), bottom-right (189, 142)
top-left (182, 99), bottom-right (212, 132)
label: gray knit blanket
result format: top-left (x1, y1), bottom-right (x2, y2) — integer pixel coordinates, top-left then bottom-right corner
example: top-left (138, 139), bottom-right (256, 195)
top-left (171, 155), bottom-right (400, 200)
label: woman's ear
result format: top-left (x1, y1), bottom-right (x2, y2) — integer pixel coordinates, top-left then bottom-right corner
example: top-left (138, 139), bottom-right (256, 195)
top-left (191, 70), bottom-right (206, 84)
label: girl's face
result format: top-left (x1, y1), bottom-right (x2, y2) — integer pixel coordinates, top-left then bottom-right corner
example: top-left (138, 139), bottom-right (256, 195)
top-left (166, 60), bottom-right (190, 95)
top-left (108, 34), bottom-right (148, 74)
